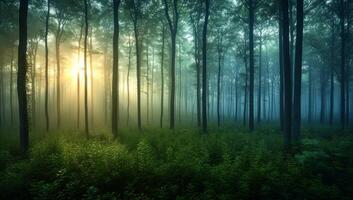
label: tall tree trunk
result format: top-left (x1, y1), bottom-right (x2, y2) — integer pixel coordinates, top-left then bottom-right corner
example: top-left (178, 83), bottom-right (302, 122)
top-left (10, 46), bottom-right (15, 125)
top-left (243, 57), bottom-right (248, 126)
top-left (31, 41), bottom-right (38, 128)
top-left (235, 76), bottom-right (239, 121)
top-left (146, 39), bottom-right (150, 124)
top-left (135, 26), bottom-right (142, 130)
top-left (308, 66), bottom-right (312, 123)
top-left (18, 0), bottom-right (29, 154)
top-left (339, 0), bottom-right (346, 129)
top-left (202, 0), bottom-right (210, 133)
top-left (217, 34), bottom-right (223, 127)
top-left (45, 0), bottom-right (50, 131)
top-left (320, 75), bottom-right (326, 124)
top-left (89, 28), bottom-right (94, 128)
top-left (84, 0), bottom-right (89, 138)
top-left (163, 0), bottom-right (179, 130)
top-left (192, 23), bottom-right (201, 127)
top-left (257, 32), bottom-right (262, 124)
top-left (178, 39), bottom-right (182, 124)
top-left (329, 24), bottom-right (335, 125)
top-left (112, 0), bottom-right (120, 137)
top-left (77, 20), bottom-right (83, 129)
top-left (127, 34), bottom-right (132, 126)
top-left (292, 0), bottom-right (303, 140)
top-left (160, 24), bottom-right (165, 128)
top-left (248, 0), bottom-right (255, 131)
top-left (55, 26), bottom-right (62, 129)
top-left (279, 3), bottom-right (284, 131)
top-left (282, 0), bottom-right (292, 147)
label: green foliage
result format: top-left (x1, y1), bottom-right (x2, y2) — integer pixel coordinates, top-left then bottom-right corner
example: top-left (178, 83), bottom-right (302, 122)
top-left (0, 128), bottom-right (353, 199)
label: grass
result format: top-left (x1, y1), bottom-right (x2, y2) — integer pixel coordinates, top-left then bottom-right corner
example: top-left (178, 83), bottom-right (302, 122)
top-left (0, 126), bottom-right (353, 199)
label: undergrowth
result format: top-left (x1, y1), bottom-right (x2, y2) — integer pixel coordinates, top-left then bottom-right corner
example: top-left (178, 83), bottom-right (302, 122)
top-left (0, 127), bottom-right (352, 199)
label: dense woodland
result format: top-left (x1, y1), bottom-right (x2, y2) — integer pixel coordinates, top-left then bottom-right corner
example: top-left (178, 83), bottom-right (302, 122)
top-left (0, 0), bottom-right (353, 199)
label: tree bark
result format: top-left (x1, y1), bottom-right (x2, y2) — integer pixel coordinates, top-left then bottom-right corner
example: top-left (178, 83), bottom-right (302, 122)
top-left (84, 0), bottom-right (89, 138)
top-left (163, 0), bottom-right (179, 130)
top-left (248, 0), bottom-right (255, 131)
top-left (339, 0), bottom-right (346, 129)
top-left (282, 0), bottom-right (292, 147)
top-left (112, 0), bottom-right (120, 137)
top-left (202, 0), bottom-right (210, 133)
top-left (18, 0), bottom-right (29, 154)
top-left (292, 0), bottom-right (303, 140)
top-left (127, 34), bottom-right (132, 126)
top-left (160, 24), bottom-right (166, 128)
top-left (45, 0), bottom-right (50, 131)
top-left (257, 31), bottom-right (262, 124)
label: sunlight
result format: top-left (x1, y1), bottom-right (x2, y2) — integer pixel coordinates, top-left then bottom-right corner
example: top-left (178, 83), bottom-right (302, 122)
top-left (71, 53), bottom-right (85, 79)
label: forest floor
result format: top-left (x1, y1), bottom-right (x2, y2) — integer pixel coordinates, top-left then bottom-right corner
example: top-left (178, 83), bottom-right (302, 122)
top-left (0, 125), bottom-right (353, 200)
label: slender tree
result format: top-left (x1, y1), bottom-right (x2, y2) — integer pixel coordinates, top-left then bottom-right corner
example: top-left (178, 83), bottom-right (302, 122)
top-left (84, 0), bottom-right (89, 138)
top-left (163, 0), bottom-right (179, 129)
top-left (18, 0), bottom-right (29, 154)
top-left (160, 24), bottom-right (166, 128)
top-left (202, 0), bottom-right (210, 133)
top-left (248, 0), bottom-right (255, 131)
top-left (112, 0), bottom-right (120, 138)
top-left (45, 0), bottom-right (50, 131)
top-left (292, 0), bottom-right (304, 140)
top-left (282, 0), bottom-right (292, 147)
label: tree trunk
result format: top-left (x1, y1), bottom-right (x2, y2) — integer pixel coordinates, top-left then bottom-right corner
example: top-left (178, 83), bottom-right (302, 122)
top-left (55, 26), bottom-right (62, 129)
top-left (84, 0), bottom-right (89, 138)
top-left (279, 3), bottom-right (284, 131)
top-left (292, 0), bottom-right (303, 140)
top-left (163, 0), bottom-right (179, 130)
top-left (160, 24), bottom-right (165, 128)
top-left (178, 39), bottom-right (182, 124)
top-left (32, 41), bottom-right (38, 128)
top-left (282, 0), bottom-right (292, 147)
top-left (127, 34), bottom-right (132, 126)
top-left (89, 28), bottom-right (94, 128)
top-left (257, 32), bottom-right (262, 124)
top-left (217, 34), bottom-right (223, 127)
top-left (320, 75), bottom-right (326, 124)
top-left (248, 0), bottom-right (254, 131)
top-left (308, 66), bottom-right (312, 123)
top-left (77, 20), bottom-right (83, 129)
top-left (45, 0), bottom-right (50, 131)
top-left (243, 56), bottom-right (248, 126)
top-left (10, 46), bottom-right (15, 125)
top-left (329, 24), bottom-right (335, 125)
top-left (146, 39), bottom-right (150, 124)
top-left (202, 0), bottom-right (210, 133)
top-left (18, 0), bottom-right (29, 154)
top-left (339, 0), bottom-right (346, 129)
top-left (112, 0), bottom-right (120, 137)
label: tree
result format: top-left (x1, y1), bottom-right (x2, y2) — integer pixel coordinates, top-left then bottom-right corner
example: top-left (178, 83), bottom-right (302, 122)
top-left (281, 0), bottom-right (292, 147)
top-left (163, 0), bottom-right (179, 129)
top-left (84, 0), bottom-right (89, 138)
top-left (202, 0), bottom-right (210, 133)
top-left (248, 0), bottom-right (255, 131)
top-left (160, 24), bottom-right (166, 128)
top-left (18, 0), bottom-right (29, 154)
top-left (45, 0), bottom-right (50, 131)
top-left (127, 0), bottom-right (144, 131)
top-left (112, 0), bottom-right (120, 138)
top-left (292, 0), bottom-right (304, 140)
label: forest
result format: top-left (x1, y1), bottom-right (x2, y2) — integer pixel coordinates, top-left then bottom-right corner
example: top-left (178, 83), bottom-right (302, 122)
top-left (0, 0), bottom-right (353, 199)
